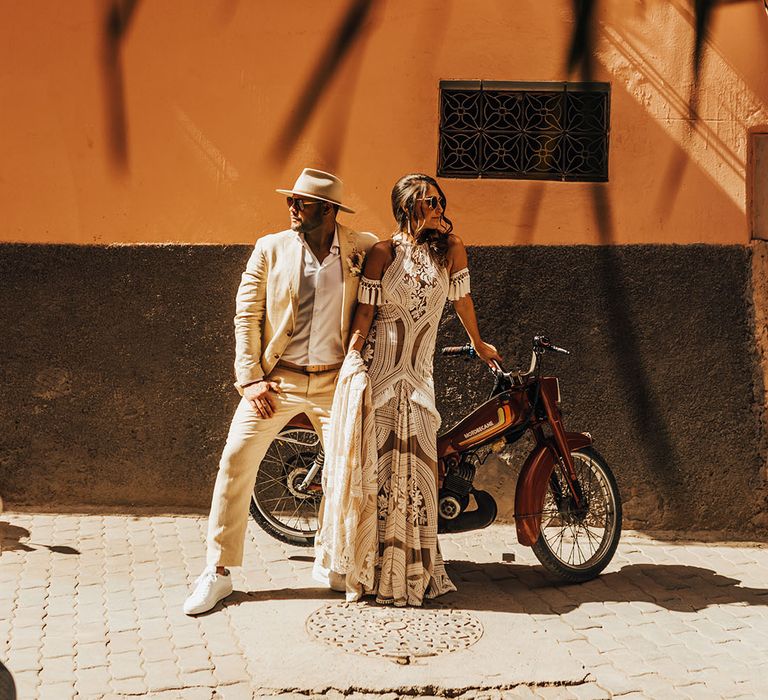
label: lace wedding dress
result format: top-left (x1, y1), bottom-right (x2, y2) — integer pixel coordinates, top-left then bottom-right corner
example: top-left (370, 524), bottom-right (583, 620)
top-left (359, 233), bottom-right (470, 605)
top-left (314, 233), bottom-right (471, 606)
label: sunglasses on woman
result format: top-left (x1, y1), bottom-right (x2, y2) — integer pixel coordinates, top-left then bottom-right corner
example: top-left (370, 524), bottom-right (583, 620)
top-left (417, 196), bottom-right (446, 210)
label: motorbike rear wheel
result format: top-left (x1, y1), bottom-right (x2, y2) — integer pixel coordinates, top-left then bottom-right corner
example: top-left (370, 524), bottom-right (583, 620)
top-left (531, 447), bottom-right (621, 583)
top-left (249, 426), bottom-right (323, 547)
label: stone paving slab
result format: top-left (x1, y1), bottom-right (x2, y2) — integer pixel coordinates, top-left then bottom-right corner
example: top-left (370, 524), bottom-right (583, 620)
top-left (1, 512), bottom-right (768, 699)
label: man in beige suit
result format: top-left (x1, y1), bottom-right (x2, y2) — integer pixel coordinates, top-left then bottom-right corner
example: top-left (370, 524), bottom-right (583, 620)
top-left (184, 168), bottom-right (377, 614)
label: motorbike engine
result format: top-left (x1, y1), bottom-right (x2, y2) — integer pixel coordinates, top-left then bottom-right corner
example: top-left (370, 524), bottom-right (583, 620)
top-left (439, 454), bottom-right (478, 519)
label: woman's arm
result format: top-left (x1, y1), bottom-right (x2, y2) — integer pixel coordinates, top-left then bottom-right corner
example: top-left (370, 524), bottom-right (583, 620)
top-left (348, 304), bottom-right (375, 353)
top-left (348, 241), bottom-right (393, 353)
top-left (447, 236), bottom-right (502, 366)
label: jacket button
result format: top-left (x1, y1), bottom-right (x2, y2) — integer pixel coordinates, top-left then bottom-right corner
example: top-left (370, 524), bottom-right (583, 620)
top-left (287, 330), bottom-right (293, 337)
top-left (273, 353), bottom-right (279, 358)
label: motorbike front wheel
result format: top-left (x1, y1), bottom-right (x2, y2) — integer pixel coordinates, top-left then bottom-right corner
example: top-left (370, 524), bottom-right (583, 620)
top-left (531, 447), bottom-right (622, 583)
top-left (249, 426), bottom-right (323, 547)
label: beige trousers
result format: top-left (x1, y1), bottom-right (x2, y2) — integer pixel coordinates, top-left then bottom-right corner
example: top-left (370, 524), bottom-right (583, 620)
top-left (206, 366), bottom-right (337, 568)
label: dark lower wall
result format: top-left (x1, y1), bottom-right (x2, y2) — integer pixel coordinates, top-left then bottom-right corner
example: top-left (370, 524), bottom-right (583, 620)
top-left (1, 244), bottom-right (766, 534)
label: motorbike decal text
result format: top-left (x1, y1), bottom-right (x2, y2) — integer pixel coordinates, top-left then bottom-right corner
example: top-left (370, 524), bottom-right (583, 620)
top-left (463, 420), bottom-right (495, 440)
top-left (457, 406), bottom-right (514, 447)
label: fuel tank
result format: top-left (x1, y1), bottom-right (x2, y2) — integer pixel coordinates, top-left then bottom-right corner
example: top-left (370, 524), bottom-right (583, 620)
top-left (437, 389), bottom-right (529, 457)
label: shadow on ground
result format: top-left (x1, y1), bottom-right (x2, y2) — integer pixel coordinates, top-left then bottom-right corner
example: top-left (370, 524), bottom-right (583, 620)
top-left (225, 561), bottom-right (768, 615)
top-left (622, 530), bottom-right (768, 545)
top-left (223, 588), bottom-right (340, 609)
top-left (438, 561), bottom-right (768, 615)
top-left (0, 659), bottom-right (15, 700)
top-left (0, 520), bottom-right (80, 555)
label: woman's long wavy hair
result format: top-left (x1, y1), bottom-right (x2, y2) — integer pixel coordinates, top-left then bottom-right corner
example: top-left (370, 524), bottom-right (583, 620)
top-left (391, 173), bottom-right (452, 266)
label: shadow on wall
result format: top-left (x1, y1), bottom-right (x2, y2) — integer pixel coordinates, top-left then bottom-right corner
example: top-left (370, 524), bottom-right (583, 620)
top-left (589, 187), bottom-right (683, 525)
top-left (0, 243), bottom-right (764, 538)
top-left (436, 243), bottom-right (765, 535)
top-left (101, 0), bottom-right (142, 174)
top-left (598, 12), bottom-right (764, 219)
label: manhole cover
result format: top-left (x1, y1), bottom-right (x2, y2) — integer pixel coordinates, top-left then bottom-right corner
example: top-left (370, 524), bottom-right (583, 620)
top-left (306, 602), bottom-right (483, 660)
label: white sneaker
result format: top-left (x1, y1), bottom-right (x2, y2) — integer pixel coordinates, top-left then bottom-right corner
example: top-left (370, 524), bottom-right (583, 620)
top-left (183, 568), bottom-right (233, 615)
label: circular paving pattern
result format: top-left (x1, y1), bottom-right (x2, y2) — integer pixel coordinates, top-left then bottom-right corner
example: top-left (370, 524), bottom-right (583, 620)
top-left (306, 602), bottom-right (483, 660)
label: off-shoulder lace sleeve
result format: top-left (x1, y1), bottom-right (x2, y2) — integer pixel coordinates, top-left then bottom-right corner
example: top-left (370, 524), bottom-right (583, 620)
top-left (358, 276), bottom-right (383, 305)
top-left (447, 267), bottom-right (471, 301)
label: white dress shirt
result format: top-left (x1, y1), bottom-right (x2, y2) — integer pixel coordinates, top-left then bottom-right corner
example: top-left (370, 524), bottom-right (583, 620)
top-left (281, 226), bottom-right (345, 366)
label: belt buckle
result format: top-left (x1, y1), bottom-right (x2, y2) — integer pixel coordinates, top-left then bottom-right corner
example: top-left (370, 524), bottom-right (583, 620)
top-left (278, 360), bottom-right (339, 374)
top-left (308, 363), bottom-right (338, 373)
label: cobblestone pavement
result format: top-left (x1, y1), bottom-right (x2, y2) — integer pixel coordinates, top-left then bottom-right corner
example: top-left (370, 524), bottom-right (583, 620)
top-left (1, 512), bottom-right (768, 699)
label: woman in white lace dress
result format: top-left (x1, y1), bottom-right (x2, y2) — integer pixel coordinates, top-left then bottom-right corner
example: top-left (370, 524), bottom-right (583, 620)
top-left (315, 173), bottom-right (500, 607)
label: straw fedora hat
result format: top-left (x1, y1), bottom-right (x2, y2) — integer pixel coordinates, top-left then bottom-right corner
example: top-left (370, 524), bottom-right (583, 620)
top-left (276, 168), bottom-right (355, 213)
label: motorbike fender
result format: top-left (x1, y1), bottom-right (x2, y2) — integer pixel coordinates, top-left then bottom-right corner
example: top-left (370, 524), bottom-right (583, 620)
top-left (514, 432), bottom-right (593, 546)
top-left (286, 412), bottom-right (314, 430)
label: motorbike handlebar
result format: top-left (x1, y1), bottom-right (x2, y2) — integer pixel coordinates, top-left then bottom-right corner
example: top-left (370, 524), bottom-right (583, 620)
top-left (533, 334), bottom-right (570, 356)
top-left (441, 334), bottom-right (570, 381)
top-left (440, 345), bottom-right (476, 358)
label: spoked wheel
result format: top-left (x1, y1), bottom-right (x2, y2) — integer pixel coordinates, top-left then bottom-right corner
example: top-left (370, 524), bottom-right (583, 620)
top-left (249, 426), bottom-right (323, 547)
top-left (531, 447), bottom-right (622, 582)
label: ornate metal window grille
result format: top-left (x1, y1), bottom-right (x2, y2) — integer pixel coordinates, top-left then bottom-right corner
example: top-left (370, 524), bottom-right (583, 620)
top-left (438, 81), bottom-right (610, 181)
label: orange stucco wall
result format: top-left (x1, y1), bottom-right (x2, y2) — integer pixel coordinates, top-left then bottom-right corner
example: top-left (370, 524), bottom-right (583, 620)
top-left (1, 1), bottom-right (766, 245)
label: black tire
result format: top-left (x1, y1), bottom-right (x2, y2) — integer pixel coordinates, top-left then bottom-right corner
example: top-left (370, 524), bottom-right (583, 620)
top-left (531, 446), bottom-right (622, 583)
top-left (249, 426), bottom-right (323, 547)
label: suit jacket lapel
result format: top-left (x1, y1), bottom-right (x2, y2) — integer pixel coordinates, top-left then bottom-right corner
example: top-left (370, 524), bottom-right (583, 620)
top-left (287, 231), bottom-right (303, 324)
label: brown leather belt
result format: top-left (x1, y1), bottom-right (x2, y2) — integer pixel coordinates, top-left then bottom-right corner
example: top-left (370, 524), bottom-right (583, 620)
top-left (276, 359), bottom-right (343, 374)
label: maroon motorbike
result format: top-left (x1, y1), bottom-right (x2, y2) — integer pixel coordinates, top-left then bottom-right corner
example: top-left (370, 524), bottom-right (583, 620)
top-left (250, 335), bottom-right (622, 582)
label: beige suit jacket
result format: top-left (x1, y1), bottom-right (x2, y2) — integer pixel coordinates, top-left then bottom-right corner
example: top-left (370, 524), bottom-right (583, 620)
top-left (233, 223), bottom-right (378, 391)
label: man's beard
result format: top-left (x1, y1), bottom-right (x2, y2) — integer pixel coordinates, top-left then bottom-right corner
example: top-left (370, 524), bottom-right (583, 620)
top-left (291, 207), bottom-right (324, 234)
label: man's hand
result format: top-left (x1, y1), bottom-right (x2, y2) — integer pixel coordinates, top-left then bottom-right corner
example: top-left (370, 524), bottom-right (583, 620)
top-left (243, 380), bottom-right (281, 418)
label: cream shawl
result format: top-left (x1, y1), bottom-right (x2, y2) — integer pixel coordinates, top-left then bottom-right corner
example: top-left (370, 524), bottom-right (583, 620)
top-left (312, 351), bottom-right (378, 601)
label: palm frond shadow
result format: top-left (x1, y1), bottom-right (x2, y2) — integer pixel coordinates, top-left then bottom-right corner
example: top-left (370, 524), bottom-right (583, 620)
top-left (0, 523), bottom-right (34, 552)
top-left (0, 660), bottom-right (15, 700)
top-left (693, 0), bottom-right (716, 86)
top-left (565, 3), bottom-right (684, 522)
top-left (0, 521), bottom-right (81, 555)
top-left (438, 560), bottom-right (768, 615)
top-left (314, 31), bottom-right (370, 172)
top-left (216, 0), bottom-right (239, 24)
top-left (101, 0), bottom-right (142, 173)
top-left (515, 183), bottom-right (545, 245)
top-left (568, 0), bottom-right (725, 222)
top-left (269, 0), bottom-right (376, 163)
top-left (567, 0), bottom-right (597, 78)
top-left (589, 186), bottom-right (683, 518)
top-left (217, 561), bottom-right (768, 615)
top-left (223, 587), bottom-right (339, 607)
